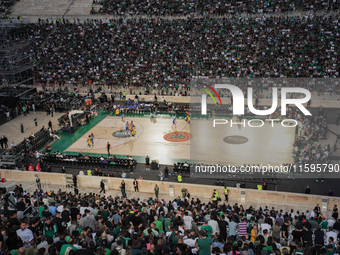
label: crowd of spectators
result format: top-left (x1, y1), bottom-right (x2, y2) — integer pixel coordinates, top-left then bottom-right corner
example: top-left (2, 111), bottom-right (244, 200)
top-left (92, 0), bottom-right (340, 16)
top-left (14, 15), bottom-right (337, 92)
top-left (292, 106), bottom-right (331, 166)
top-left (1, 186), bottom-right (340, 255)
top-left (0, 0), bottom-right (17, 16)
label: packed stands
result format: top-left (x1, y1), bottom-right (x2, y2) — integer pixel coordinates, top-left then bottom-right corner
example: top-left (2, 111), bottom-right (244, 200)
top-left (23, 15), bottom-right (339, 91)
top-left (0, 0), bottom-right (17, 16)
top-left (93, 0), bottom-right (340, 15)
top-left (0, 182), bottom-right (339, 255)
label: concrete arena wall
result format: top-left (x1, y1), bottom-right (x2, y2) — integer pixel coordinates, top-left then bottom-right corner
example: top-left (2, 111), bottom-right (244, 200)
top-left (0, 170), bottom-right (66, 185)
top-left (1, 170), bottom-right (339, 215)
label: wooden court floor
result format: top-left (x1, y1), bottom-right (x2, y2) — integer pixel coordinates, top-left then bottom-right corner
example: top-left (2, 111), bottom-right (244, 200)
top-left (65, 116), bottom-right (295, 165)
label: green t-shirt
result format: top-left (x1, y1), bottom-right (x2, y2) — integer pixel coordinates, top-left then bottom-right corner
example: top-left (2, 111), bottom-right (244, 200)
top-left (248, 222), bottom-right (258, 233)
top-left (39, 206), bottom-right (45, 218)
top-left (197, 237), bottom-right (212, 255)
top-left (105, 248), bottom-right (111, 255)
top-left (171, 216), bottom-right (177, 225)
top-left (295, 249), bottom-right (304, 255)
top-left (120, 237), bottom-right (130, 248)
top-left (263, 246), bottom-right (273, 255)
top-left (159, 216), bottom-right (165, 224)
top-left (164, 218), bottom-right (171, 232)
top-left (43, 222), bottom-right (57, 238)
top-left (60, 244), bottom-right (77, 255)
top-left (327, 248), bottom-right (335, 255)
top-left (131, 249), bottom-right (142, 255)
top-left (11, 250), bottom-right (18, 255)
top-left (201, 225), bottom-right (213, 237)
top-left (101, 210), bottom-right (110, 222)
top-left (153, 220), bottom-right (163, 231)
top-left (320, 221), bottom-right (328, 229)
top-left (113, 226), bottom-right (121, 235)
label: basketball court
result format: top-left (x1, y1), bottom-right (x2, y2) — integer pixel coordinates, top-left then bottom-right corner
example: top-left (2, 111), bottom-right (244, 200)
top-left (64, 115), bottom-right (295, 165)
top-left (190, 117), bottom-right (295, 166)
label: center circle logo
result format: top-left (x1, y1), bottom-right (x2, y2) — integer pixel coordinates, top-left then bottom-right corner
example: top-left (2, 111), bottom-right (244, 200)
top-left (163, 131), bottom-right (192, 142)
top-left (113, 130), bottom-right (133, 138)
top-left (223, 135), bottom-right (248, 144)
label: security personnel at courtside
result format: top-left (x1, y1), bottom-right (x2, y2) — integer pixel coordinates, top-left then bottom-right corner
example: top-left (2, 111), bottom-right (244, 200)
top-left (257, 184), bottom-right (263, 190)
top-left (212, 189), bottom-right (219, 204)
top-left (87, 169), bottom-right (92, 176)
top-left (177, 173), bottom-right (182, 182)
top-left (224, 186), bottom-right (229, 202)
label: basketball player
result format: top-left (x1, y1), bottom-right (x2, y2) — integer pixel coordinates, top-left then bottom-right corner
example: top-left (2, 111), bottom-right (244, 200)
top-left (128, 121), bottom-right (132, 135)
top-left (90, 133), bottom-right (94, 146)
top-left (130, 121), bottom-right (135, 135)
top-left (115, 108), bottom-right (119, 116)
top-left (185, 111), bottom-right (190, 124)
top-left (186, 115), bottom-right (190, 125)
top-left (125, 121), bottom-right (129, 135)
top-left (172, 116), bottom-right (177, 130)
top-left (87, 135), bottom-right (92, 148)
top-left (121, 112), bottom-right (125, 122)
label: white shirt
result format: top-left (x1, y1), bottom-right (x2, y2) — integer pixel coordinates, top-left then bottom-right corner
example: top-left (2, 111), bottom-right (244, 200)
top-left (16, 228), bottom-right (34, 248)
top-left (208, 220), bottom-right (220, 235)
top-left (183, 215), bottom-right (193, 230)
top-left (37, 241), bottom-right (48, 251)
top-left (328, 219), bottom-right (336, 228)
top-left (43, 197), bottom-right (49, 206)
top-left (311, 211), bottom-right (316, 218)
top-left (57, 205), bottom-right (64, 213)
top-left (183, 237), bottom-right (197, 247)
top-left (80, 206), bottom-right (88, 216)
top-left (178, 226), bottom-right (185, 235)
top-left (79, 171), bottom-right (84, 175)
top-left (326, 231), bottom-right (337, 242)
top-left (261, 223), bottom-right (271, 234)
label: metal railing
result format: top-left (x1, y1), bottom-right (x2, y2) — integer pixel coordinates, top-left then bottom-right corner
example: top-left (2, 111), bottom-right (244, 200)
top-left (17, 204), bottom-right (37, 219)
